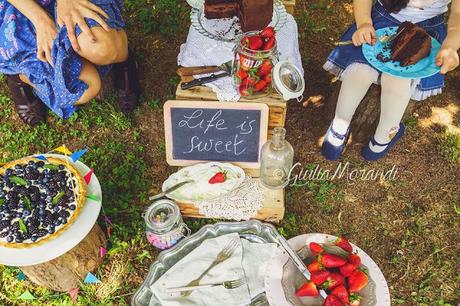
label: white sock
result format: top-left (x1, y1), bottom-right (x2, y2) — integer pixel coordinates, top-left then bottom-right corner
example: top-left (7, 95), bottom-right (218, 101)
top-left (327, 64), bottom-right (378, 146)
top-left (369, 73), bottom-right (411, 153)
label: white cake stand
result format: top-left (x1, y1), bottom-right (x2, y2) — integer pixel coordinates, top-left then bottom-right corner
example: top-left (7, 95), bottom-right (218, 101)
top-left (0, 154), bottom-right (102, 267)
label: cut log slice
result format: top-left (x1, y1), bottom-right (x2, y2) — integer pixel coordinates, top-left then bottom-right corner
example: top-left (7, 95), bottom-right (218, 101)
top-left (21, 224), bottom-right (106, 292)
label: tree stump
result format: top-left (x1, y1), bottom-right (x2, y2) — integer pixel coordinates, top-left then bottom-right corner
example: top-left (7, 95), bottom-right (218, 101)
top-left (324, 84), bottom-right (415, 144)
top-left (21, 224), bottom-right (106, 292)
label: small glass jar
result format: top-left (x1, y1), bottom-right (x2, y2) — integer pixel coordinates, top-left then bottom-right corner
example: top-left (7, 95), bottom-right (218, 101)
top-left (144, 199), bottom-right (189, 250)
top-left (260, 127), bottom-right (294, 189)
top-left (233, 31), bottom-right (278, 99)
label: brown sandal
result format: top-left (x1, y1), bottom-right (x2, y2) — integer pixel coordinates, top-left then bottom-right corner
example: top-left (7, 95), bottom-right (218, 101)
top-left (113, 53), bottom-right (140, 114)
top-left (6, 75), bottom-right (46, 126)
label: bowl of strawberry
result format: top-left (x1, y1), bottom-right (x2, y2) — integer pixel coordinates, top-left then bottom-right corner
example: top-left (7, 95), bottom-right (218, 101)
top-left (264, 234), bottom-right (390, 306)
top-left (233, 27), bottom-right (277, 99)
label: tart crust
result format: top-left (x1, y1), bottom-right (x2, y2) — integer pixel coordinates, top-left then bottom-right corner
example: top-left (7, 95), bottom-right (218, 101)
top-left (0, 156), bottom-right (87, 248)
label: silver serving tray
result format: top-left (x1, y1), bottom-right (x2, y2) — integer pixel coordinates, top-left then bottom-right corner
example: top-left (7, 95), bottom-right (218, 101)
top-left (132, 220), bottom-right (281, 306)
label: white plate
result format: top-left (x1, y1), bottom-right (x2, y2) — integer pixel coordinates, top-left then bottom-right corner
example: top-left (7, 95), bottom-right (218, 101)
top-left (264, 234), bottom-right (391, 306)
top-left (162, 162), bottom-right (245, 202)
top-left (0, 154), bottom-right (102, 266)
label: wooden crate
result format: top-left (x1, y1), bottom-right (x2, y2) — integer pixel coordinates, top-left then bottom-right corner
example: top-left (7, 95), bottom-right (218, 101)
top-left (176, 84), bottom-right (287, 139)
top-left (176, 178), bottom-right (285, 223)
top-left (283, 0), bottom-right (296, 14)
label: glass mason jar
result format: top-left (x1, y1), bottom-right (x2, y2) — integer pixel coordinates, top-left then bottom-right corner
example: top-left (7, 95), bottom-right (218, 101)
top-left (233, 31), bottom-right (278, 99)
top-left (260, 127), bottom-right (294, 189)
top-left (144, 199), bottom-right (189, 250)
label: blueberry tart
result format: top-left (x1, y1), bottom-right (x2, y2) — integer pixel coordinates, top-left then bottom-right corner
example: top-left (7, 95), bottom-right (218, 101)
top-left (0, 157), bottom-right (86, 248)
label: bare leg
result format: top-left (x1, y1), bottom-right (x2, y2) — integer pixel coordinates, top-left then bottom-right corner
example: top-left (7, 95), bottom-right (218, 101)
top-left (74, 59), bottom-right (101, 105)
top-left (76, 27), bottom-right (128, 66)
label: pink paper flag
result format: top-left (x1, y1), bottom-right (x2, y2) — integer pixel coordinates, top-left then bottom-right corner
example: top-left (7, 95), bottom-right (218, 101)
top-left (100, 246), bottom-right (107, 257)
top-left (104, 215), bottom-right (113, 225)
top-left (68, 288), bottom-right (79, 304)
top-left (84, 169), bottom-right (94, 185)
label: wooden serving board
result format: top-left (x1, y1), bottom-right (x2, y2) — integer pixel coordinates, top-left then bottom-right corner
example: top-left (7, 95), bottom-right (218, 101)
top-left (176, 178), bottom-right (285, 223)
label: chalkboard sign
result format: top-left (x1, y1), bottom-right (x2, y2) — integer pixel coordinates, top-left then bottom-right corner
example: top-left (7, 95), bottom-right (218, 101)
top-left (164, 100), bottom-right (269, 168)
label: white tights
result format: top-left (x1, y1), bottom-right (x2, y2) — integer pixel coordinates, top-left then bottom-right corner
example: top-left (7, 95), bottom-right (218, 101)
top-left (331, 64), bottom-right (411, 152)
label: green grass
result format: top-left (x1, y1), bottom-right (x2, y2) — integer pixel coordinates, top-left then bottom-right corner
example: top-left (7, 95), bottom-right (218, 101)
top-left (438, 131), bottom-right (460, 163)
top-left (0, 91), bottom-right (151, 304)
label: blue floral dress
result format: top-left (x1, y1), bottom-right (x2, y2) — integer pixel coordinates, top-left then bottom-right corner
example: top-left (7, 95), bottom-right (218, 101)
top-left (0, 0), bottom-right (125, 118)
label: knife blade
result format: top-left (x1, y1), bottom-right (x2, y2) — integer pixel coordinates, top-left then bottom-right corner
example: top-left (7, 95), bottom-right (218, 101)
top-left (177, 60), bottom-right (233, 77)
top-left (276, 234), bottom-right (328, 299)
top-left (180, 72), bottom-right (229, 90)
top-left (149, 180), bottom-right (194, 201)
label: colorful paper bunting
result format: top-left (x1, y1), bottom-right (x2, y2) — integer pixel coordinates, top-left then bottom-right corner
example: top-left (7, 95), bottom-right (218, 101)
top-left (84, 272), bottom-right (101, 284)
top-left (17, 271), bottom-right (26, 281)
top-left (100, 246), bottom-right (107, 258)
top-left (84, 169), bottom-right (94, 185)
top-left (86, 194), bottom-right (99, 201)
top-left (34, 155), bottom-right (48, 161)
top-left (104, 215), bottom-right (113, 225)
top-left (70, 148), bottom-right (88, 162)
top-left (19, 290), bottom-right (35, 300)
top-left (68, 287), bottom-right (79, 304)
top-left (53, 145), bottom-right (72, 155)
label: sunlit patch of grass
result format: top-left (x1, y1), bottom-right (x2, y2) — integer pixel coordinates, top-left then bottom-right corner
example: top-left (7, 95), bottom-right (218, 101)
top-left (437, 131), bottom-right (460, 163)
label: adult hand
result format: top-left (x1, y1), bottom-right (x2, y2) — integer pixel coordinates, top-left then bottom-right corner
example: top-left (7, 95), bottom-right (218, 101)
top-left (56, 0), bottom-right (110, 51)
top-left (352, 23), bottom-right (376, 46)
top-left (35, 16), bottom-right (58, 65)
top-left (436, 47), bottom-right (459, 74)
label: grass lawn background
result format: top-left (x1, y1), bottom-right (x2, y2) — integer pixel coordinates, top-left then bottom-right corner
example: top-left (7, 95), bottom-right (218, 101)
top-left (0, 0), bottom-right (459, 305)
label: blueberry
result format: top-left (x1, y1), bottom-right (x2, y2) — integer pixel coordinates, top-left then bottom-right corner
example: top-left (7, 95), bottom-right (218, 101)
top-left (19, 203), bottom-right (25, 209)
top-left (31, 236), bottom-right (38, 242)
top-left (47, 227), bottom-right (55, 234)
top-left (53, 206), bottom-right (59, 213)
top-left (69, 205), bottom-right (76, 210)
top-left (58, 165), bottom-right (65, 170)
top-left (28, 161), bottom-right (34, 166)
top-left (53, 219), bottom-right (60, 226)
top-left (23, 210), bottom-right (30, 216)
top-left (15, 237), bottom-right (22, 243)
top-left (6, 236), bottom-right (13, 242)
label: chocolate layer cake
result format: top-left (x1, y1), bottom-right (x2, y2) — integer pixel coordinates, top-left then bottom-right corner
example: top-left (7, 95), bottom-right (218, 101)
top-left (391, 21), bottom-right (432, 67)
top-left (204, 0), bottom-right (273, 32)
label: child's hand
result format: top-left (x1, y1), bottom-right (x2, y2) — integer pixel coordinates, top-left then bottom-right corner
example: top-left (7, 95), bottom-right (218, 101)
top-left (436, 47), bottom-right (459, 74)
top-left (352, 23), bottom-right (377, 46)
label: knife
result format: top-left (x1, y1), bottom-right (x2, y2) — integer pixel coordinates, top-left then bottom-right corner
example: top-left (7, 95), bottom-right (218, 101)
top-left (180, 72), bottom-right (229, 90)
top-left (276, 234), bottom-right (328, 299)
top-left (177, 60), bottom-right (233, 77)
top-left (149, 180), bottom-right (194, 201)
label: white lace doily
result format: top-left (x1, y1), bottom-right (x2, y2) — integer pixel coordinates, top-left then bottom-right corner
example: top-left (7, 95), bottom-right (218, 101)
top-left (194, 177), bottom-right (264, 220)
top-left (178, 14), bottom-right (303, 101)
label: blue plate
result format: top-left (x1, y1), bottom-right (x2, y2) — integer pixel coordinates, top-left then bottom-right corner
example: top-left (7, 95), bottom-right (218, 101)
top-left (362, 26), bottom-right (441, 79)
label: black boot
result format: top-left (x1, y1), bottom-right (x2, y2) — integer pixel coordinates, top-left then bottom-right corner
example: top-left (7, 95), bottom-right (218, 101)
top-left (113, 54), bottom-right (140, 114)
top-left (6, 75), bottom-right (46, 126)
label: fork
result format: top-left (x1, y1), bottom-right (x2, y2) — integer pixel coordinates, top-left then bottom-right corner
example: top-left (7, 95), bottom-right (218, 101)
top-left (180, 238), bottom-right (239, 297)
top-left (334, 33), bottom-right (399, 46)
top-left (165, 279), bottom-right (244, 293)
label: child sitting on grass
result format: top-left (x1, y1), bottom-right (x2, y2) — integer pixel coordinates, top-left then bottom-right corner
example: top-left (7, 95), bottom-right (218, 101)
top-left (322, 0), bottom-right (459, 161)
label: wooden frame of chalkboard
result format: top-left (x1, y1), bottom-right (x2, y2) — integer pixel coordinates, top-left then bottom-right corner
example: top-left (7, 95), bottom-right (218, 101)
top-left (164, 100), bottom-right (269, 169)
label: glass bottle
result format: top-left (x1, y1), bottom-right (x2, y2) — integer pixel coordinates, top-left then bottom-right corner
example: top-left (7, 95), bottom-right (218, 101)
top-left (260, 127), bottom-right (294, 189)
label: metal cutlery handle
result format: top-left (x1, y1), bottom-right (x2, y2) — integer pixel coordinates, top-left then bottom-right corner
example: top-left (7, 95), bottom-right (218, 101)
top-left (165, 283), bottom-right (216, 293)
top-left (334, 40), bottom-right (353, 46)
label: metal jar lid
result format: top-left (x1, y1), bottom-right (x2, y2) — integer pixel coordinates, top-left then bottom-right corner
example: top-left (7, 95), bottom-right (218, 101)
top-left (272, 60), bottom-right (305, 102)
top-left (144, 199), bottom-right (181, 234)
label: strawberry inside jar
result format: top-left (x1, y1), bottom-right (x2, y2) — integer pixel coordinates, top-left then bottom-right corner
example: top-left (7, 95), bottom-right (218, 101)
top-left (233, 27), bottom-right (278, 98)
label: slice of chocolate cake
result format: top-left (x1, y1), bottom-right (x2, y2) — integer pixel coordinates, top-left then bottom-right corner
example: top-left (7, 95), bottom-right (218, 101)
top-left (204, 0), bottom-right (273, 32)
top-left (239, 0), bottom-right (274, 32)
top-left (391, 21), bottom-right (432, 67)
top-left (204, 0), bottom-right (239, 19)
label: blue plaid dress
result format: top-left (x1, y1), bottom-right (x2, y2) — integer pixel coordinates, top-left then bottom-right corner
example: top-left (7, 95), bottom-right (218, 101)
top-left (0, 0), bottom-right (125, 118)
